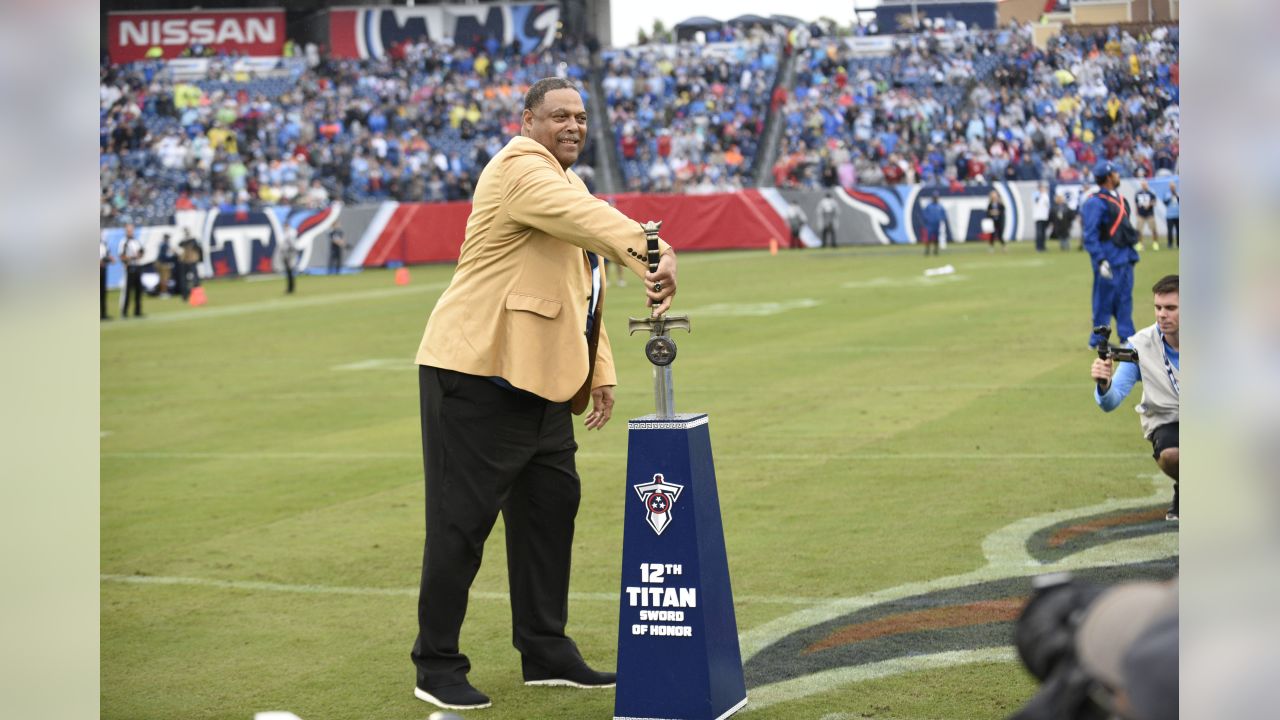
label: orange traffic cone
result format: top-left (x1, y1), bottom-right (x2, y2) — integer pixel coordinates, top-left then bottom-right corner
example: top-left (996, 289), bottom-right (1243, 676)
top-left (188, 286), bottom-right (207, 306)
top-left (769, 238), bottom-right (778, 256)
top-left (394, 267), bottom-right (410, 285)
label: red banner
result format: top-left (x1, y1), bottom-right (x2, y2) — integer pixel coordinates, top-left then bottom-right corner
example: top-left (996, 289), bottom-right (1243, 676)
top-left (107, 10), bottom-right (285, 63)
top-left (360, 192), bottom-right (790, 267)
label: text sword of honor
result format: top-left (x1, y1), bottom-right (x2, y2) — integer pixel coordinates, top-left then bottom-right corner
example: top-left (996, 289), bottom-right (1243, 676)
top-left (628, 220), bottom-right (690, 419)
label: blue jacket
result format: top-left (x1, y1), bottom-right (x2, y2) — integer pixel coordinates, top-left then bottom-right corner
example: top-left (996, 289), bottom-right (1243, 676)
top-left (1082, 189), bottom-right (1140, 268)
top-left (921, 202), bottom-right (948, 236)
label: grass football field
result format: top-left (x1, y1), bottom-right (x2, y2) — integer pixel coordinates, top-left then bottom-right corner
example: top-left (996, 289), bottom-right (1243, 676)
top-left (101, 241), bottom-right (1180, 719)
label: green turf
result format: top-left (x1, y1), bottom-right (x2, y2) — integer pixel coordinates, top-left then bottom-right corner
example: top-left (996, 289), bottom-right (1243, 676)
top-left (102, 242), bottom-right (1179, 719)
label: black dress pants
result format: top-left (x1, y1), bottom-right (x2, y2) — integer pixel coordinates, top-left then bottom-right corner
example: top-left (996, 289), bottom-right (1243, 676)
top-left (100, 266), bottom-right (109, 318)
top-left (123, 268), bottom-right (143, 316)
top-left (412, 366), bottom-right (585, 689)
top-left (1034, 219), bottom-right (1049, 251)
top-left (328, 245), bottom-right (343, 274)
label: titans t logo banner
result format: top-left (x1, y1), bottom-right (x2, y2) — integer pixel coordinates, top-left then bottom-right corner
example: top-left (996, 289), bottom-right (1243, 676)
top-left (634, 473), bottom-right (684, 535)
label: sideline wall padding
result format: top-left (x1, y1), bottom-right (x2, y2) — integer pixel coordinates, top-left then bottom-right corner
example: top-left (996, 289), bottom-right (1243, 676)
top-left (358, 191), bottom-right (792, 267)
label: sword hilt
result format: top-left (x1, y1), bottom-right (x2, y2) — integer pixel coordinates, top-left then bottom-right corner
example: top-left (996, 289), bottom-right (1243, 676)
top-left (642, 220), bottom-right (662, 274)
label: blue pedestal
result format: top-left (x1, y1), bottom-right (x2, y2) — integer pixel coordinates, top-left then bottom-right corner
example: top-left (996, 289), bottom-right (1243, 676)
top-left (614, 413), bottom-right (747, 720)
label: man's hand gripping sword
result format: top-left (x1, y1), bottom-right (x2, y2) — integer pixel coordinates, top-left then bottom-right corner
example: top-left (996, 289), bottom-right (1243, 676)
top-left (628, 221), bottom-right (689, 418)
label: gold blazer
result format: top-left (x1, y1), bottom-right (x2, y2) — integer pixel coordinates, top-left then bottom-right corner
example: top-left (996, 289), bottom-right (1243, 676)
top-left (416, 136), bottom-right (671, 410)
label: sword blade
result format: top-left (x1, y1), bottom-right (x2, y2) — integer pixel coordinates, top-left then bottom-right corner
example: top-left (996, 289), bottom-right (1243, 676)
top-left (654, 364), bottom-right (675, 418)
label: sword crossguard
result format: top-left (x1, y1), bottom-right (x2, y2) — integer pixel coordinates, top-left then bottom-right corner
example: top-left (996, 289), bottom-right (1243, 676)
top-left (628, 314), bottom-right (691, 338)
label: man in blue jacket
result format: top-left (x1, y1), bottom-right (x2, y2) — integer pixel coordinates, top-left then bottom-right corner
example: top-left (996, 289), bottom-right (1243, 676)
top-left (919, 192), bottom-right (948, 256)
top-left (1082, 161), bottom-right (1140, 349)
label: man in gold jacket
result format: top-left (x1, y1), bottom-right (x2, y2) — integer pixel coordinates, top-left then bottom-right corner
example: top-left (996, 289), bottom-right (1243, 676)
top-left (411, 78), bottom-right (678, 710)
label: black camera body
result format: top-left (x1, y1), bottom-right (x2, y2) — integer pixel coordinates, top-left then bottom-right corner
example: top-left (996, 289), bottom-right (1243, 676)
top-left (1008, 573), bottom-right (1111, 720)
top-left (1092, 325), bottom-right (1138, 364)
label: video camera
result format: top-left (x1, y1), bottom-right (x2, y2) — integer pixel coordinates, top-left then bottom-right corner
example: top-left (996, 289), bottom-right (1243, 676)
top-left (1008, 573), bottom-right (1111, 720)
top-left (1092, 326), bottom-right (1138, 364)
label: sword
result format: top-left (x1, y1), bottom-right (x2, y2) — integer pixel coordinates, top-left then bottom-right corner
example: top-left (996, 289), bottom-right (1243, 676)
top-left (627, 220), bottom-right (690, 418)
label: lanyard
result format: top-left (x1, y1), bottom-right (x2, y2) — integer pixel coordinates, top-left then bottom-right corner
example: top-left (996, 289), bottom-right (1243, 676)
top-left (1158, 330), bottom-right (1180, 397)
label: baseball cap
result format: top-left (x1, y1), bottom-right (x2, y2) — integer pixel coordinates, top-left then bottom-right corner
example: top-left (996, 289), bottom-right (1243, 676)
top-left (1075, 580), bottom-right (1177, 691)
top-left (1092, 160), bottom-right (1117, 182)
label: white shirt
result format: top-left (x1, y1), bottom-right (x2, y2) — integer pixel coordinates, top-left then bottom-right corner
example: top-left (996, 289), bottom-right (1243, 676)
top-left (1033, 190), bottom-right (1051, 221)
top-left (122, 237), bottom-right (143, 266)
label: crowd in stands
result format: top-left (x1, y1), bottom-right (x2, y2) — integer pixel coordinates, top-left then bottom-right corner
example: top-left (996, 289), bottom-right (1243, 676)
top-left (600, 30), bottom-right (782, 193)
top-left (100, 39), bottom-right (593, 227)
top-left (771, 22), bottom-right (1179, 188)
top-left (100, 19), bottom-right (1178, 229)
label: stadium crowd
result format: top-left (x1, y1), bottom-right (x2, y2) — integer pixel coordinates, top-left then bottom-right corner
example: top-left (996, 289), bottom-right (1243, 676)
top-left (100, 19), bottom-right (1178, 228)
top-left (100, 39), bottom-right (593, 227)
top-left (600, 30), bottom-right (781, 193)
top-left (771, 22), bottom-right (1179, 188)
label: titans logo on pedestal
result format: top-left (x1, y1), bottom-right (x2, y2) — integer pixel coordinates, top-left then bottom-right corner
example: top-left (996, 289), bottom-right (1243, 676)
top-left (633, 473), bottom-right (684, 536)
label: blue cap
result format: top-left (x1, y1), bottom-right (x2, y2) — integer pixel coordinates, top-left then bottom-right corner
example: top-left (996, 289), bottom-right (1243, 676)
top-left (1093, 160), bottom-right (1117, 181)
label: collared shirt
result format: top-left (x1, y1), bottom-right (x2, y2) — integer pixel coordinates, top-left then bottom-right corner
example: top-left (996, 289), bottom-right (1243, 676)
top-left (585, 251), bottom-right (601, 337)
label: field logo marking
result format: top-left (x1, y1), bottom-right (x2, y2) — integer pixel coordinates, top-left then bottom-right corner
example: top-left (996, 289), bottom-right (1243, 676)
top-left (739, 479), bottom-right (1178, 710)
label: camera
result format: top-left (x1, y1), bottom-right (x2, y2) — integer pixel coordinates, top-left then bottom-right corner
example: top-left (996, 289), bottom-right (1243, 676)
top-left (1092, 325), bottom-right (1138, 363)
top-left (1008, 574), bottom-right (1111, 720)
top-left (1011, 574), bottom-right (1178, 720)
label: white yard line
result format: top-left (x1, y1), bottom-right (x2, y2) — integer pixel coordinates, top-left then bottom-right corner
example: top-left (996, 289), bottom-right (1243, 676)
top-left (101, 282), bottom-right (444, 328)
top-left (99, 573), bottom-right (827, 606)
top-left (102, 450), bottom-right (1137, 462)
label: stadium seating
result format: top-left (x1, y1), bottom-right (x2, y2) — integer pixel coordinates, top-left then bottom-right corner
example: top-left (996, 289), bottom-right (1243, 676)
top-left (600, 37), bottom-right (781, 192)
top-left (100, 43), bottom-right (592, 225)
top-left (772, 23), bottom-right (1178, 187)
top-left (100, 23), bottom-right (1177, 227)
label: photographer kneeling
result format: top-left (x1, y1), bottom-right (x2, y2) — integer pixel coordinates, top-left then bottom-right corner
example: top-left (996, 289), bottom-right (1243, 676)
top-left (1090, 274), bottom-right (1180, 520)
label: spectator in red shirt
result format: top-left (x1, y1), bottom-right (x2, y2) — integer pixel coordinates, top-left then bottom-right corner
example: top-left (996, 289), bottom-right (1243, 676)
top-left (882, 159), bottom-right (905, 185)
top-left (772, 86), bottom-right (788, 112)
top-left (656, 132), bottom-right (671, 159)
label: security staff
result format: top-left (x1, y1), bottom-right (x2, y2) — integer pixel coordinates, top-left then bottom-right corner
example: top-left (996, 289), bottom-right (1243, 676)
top-left (1082, 161), bottom-right (1139, 349)
top-left (1032, 182), bottom-right (1051, 252)
top-left (920, 193), bottom-right (948, 256)
top-left (100, 235), bottom-right (114, 320)
top-left (328, 222), bottom-right (346, 275)
top-left (120, 224), bottom-right (145, 318)
top-left (1162, 182), bottom-right (1179, 249)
